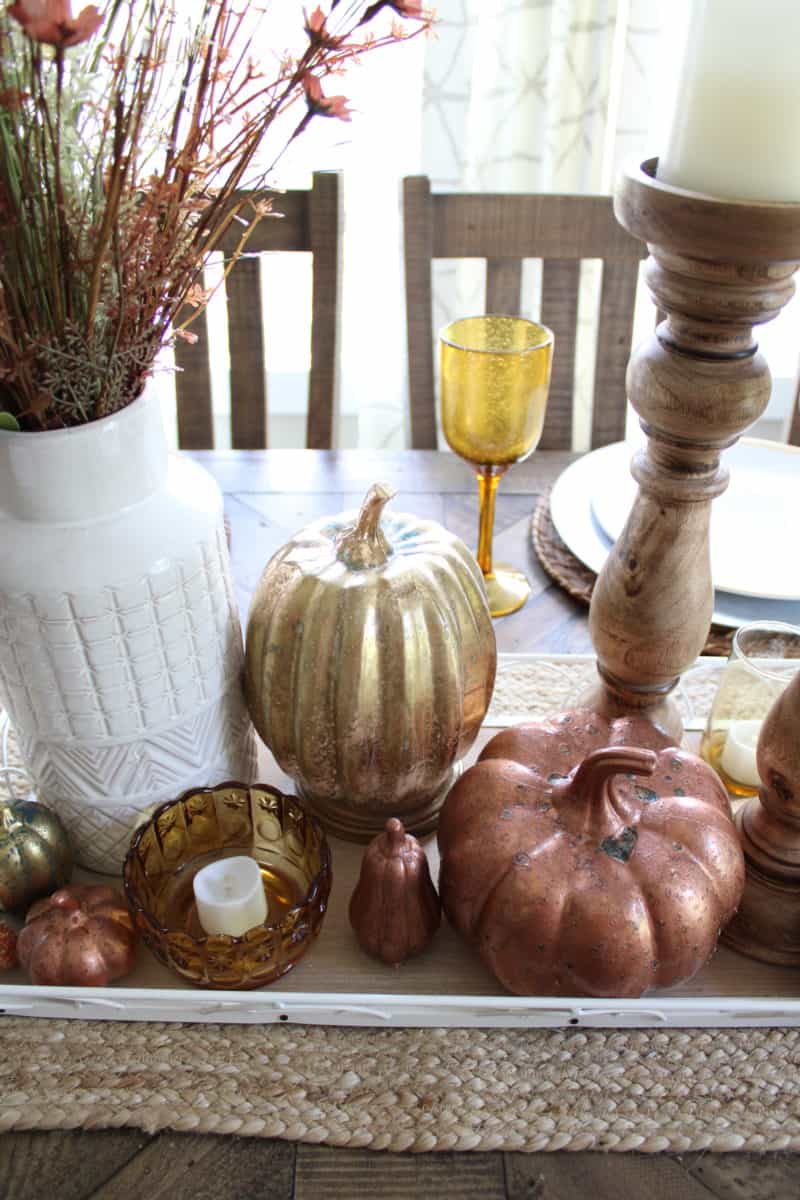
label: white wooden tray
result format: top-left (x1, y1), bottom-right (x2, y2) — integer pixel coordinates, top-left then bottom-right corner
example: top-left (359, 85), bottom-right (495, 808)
top-left (3, 655), bottom-right (799, 1029)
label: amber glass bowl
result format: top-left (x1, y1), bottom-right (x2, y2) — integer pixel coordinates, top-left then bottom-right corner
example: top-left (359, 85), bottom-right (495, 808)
top-left (123, 782), bottom-right (332, 989)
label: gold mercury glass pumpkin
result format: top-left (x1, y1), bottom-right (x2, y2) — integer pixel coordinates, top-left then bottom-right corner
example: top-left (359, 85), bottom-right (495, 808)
top-left (244, 483), bottom-right (497, 841)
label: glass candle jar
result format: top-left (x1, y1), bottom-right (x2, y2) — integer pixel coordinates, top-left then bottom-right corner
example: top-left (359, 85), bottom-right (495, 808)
top-left (123, 782), bottom-right (332, 989)
top-left (700, 621), bottom-right (800, 797)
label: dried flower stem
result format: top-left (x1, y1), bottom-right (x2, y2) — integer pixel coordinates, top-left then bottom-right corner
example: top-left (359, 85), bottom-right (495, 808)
top-left (0, 1), bottom-right (432, 428)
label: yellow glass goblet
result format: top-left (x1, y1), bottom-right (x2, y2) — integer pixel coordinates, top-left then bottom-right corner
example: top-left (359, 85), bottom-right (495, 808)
top-left (440, 315), bottom-right (554, 617)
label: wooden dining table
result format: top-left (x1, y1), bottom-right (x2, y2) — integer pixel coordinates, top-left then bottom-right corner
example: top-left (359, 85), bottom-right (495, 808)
top-left (1, 448), bottom-right (796, 1200)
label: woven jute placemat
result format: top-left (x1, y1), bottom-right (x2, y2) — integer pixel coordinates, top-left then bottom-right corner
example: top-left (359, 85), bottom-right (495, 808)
top-left (530, 494), bottom-right (736, 658)
top-left (2, 657), bottom-right (799, 1154)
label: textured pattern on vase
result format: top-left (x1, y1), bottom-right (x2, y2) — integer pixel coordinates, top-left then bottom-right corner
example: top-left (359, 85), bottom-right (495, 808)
top-left (0, 524), bottom-right (257, 873)
top-left (19, 702), bottom-right (257, 874)
top-left (0, 527), bottom-right (240, 738)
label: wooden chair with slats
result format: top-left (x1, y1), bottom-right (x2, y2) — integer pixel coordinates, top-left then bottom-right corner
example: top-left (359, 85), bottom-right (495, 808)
top-left (403, 176), bottom-right (647, 451)
top-left (174, 171), bottom-right (342, 450)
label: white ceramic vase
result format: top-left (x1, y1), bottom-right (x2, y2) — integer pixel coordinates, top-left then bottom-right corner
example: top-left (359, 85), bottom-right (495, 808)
top-left (0, 389), bottom-right (257, 873)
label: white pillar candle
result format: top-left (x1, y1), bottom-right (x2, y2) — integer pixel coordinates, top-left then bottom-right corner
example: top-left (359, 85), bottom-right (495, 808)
top-left (192, 856), bottom-right (268, 937)
top-left (720, 719), bottom-right (763, 788)
top-left (657, 0), bottom-right (800, 202)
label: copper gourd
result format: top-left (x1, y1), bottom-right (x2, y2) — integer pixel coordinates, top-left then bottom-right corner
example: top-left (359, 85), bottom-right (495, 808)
top-left (349, 818), bottom-right (441, 964)
top-left (438, 711), bottom-right (745, 998)
top-left (0, 795), bottom-right (72, 912)
top-left (244, 483), bottom-right (496, 841)
top-left (17, 884), bottom-right (137, 986)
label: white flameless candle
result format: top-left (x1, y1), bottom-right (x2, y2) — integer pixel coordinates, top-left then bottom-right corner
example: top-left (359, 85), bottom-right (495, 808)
top-left (720, 719), bottom-right (763, 789)
top-left (658, 0), bottom-right (800, 202)
top-left (192, 856), bottom-right (267, 937)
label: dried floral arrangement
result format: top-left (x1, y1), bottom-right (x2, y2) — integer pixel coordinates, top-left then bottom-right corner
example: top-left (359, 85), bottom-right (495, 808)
top-left (0, 1), bottom-right (429, 430)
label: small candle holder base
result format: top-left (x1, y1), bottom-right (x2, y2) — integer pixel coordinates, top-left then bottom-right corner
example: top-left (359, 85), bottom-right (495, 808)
top-left (722, 664), bottom-right (800, 964)
top-left (721, 841), bottom-right (800, 966)
top-left (578, 663), bottom-right (683, 742)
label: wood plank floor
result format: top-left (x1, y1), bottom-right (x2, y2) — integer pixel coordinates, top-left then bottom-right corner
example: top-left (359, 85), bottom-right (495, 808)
top-left (2, 1133), bottom-right (800, 1199)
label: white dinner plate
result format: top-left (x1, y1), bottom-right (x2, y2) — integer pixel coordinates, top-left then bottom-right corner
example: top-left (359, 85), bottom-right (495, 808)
top-left (587, 438), bottom-right (800, 601)
top-left (549, 443), bottom-right (800, 630)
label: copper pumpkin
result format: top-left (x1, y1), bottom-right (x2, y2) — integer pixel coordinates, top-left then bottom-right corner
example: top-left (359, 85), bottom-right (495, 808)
top-left (437, 711), bottom-right (745, 998)
top-left (244, 483), bottom-right (496, 841)
top-left (349, 818), bottom-right (441, 964)
top-left (0, 921), bottom-right (17, 971)
top-left (17, 884), bottom-right (137, 986)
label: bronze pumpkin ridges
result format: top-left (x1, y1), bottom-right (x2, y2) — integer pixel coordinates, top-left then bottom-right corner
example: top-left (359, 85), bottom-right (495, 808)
top-left (244, 484), bottom-right (497, 842)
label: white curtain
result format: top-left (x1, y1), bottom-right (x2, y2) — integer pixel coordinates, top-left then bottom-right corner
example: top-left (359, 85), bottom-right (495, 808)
top-left (408, 0), bottom-right (798, 447)
top-left (207, 13), bottom-right (430, 452)
top-left (423, 0), bottom-right (661, 194)
top-left (172, 0), bottom-right (797, 452)
top-left (418, 0), bottom-right (666, 451)
top-left (345, 0), bottom-right (666, 450)
top-left (163, 2), bottom-right (671, 451)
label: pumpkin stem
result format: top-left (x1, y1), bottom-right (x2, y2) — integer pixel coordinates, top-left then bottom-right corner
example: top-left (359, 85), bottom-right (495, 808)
top-left (564, 747), bottom-right (657, 842)
top-left (0, 803), bottom-right (18, 832)
top-left (384, 818), bottom-right (407, 853)
top-left (566, 745), bottom-right (655, 819)
top-left (568, 747), bottom-right (657, 797)
top-left (335, 483), bottom-right (396, 569)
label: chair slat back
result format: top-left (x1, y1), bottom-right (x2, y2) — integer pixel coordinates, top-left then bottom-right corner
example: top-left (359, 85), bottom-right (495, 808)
top-left (227, 255), bottom-right (267, 449)
top-left (485, 259), bottom-right (523, 316)
top-left (174, 303), bottom-right (214, 450)
top-left (789, 372), bottom-right (800, 446)
top-left (404, 175), bottom-right (438, 450)
top-left (539, 259), bottom-right (580, 451)
top-left (594, 260), bottom-right (642, 448)
top-left (403, 176), bottom-right (645, 450)
top-left (174, 171), bottom-right (341, 450)
top-left (307, 171), bottom-right (341, 449)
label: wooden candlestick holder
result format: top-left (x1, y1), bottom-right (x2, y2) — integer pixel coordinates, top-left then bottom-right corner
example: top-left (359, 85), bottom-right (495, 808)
top-left (585, 159), bottom-right (800, 737)
top-left (722, 669), bottom-right (800, 964)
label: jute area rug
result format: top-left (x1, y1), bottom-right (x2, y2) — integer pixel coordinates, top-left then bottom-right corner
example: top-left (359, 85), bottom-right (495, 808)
top-left (1, 656), bottom-right (799, 1153)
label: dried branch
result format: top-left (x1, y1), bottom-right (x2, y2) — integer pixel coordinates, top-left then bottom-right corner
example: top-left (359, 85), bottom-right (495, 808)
top-left (0, 1), bottom-right (432, 428)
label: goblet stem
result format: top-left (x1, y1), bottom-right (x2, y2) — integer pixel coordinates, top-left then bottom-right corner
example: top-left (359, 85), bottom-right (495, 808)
top-left (474, 465), bottom-right (528, 619)
top-left (476, 467), bottom-right (502, 578)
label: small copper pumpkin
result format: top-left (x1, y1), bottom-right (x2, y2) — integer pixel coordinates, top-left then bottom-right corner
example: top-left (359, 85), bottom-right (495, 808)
top-left (0, 795), bottom-right (72, 912)
top-left (0, 921), bottom-right (17, 971)
top-left (349, 818), bottom-right (441, 964)
top-left (438, 710), bottom-right (745, 998)
top-left (17, 884), bottom-right (137, 986)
